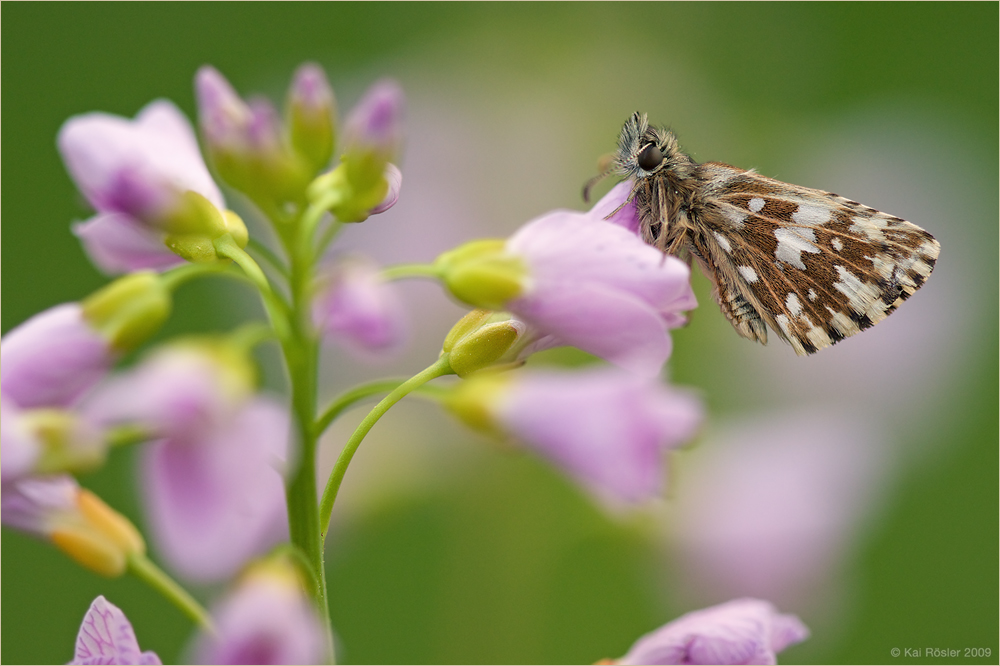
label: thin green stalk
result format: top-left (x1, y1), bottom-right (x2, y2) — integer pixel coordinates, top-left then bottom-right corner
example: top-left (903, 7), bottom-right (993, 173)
top-left (381, 262), bottom-right (442, 282)
top-left (313, 378), bottom-right (410, 437)
top-left (318, 357), bottom-right (454, 540)
top-left (127, 553), bottom-right (214, 632)
top-left (160, 261), bottom-right (229, 290)
top-left (247, 237), bottom-right (290, 279)
top-left (213, 234), bottom-right (293, 341)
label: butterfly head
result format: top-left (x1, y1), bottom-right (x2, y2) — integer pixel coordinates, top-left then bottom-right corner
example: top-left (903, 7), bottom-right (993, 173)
top-left (615, 112), bottom-right (692, 182)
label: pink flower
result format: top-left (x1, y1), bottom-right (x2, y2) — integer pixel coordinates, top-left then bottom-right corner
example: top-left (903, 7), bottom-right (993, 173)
top-left (1, 304), bottom-right (115, 409)
top-left (590, 181), bottom-right (642, 235)
top-left (83, 343), bottom-right (289, 583)
top-left (0, 396), bottom-right (41, 482)
top-left (449, 367), bottom-right (702, 503)
top-left (59, 100), bottom-right (224, 274)
top-left (505, 211), bottom-right (695, 376)
top-left (313, 256), bottom-right (407, 355)
top-left (70, 596), bottom-right (161, 665)
top-left (617, 598), bottom-right (809, 665)
top-left (193, 560), bottom-right (327, 665)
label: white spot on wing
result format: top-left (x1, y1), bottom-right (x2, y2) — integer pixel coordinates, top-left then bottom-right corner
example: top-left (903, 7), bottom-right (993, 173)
top-left (792, 203), bottom-right (832, 226)
top-left (774, 227), bottom-right (820, 270)
top-left (748, 197), bottom-right (765, 213)
top-left (738, 266), bottom-right (758, 283)
top-left (831, 237), bottom-right (843, 251)
top-left (785, 292), bottom-right (803, 317)
top-left (713, 231), bottom-right (732, 253)
top-left (808, 289), bottom-right (818, 301)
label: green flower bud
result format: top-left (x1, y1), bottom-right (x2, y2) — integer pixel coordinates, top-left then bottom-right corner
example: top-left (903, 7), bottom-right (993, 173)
top-left (441, 309), bottom-right (526, 377)
top-left (435, 240), bottom-right (528, 310)
top-left (287, 63), bottom-right (337, 175)
top-left (81, 272), bottom-right (171, 352)
top-left (443, 370), bottom-right (511, 433)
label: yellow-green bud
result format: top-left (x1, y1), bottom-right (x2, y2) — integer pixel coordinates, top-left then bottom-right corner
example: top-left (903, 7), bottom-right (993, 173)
top-left (435, 240), bottom-right (527, 310)
top-left (50, 489), bottom-right (146, 577)
top-left (443, 371), bottom-right (511, 433)
top-left (81, 272), bottom-right (171, 352)
top-left (441, 310), bottom-right (526, 377)
top-left (308, 163), bottom-right (389, 223)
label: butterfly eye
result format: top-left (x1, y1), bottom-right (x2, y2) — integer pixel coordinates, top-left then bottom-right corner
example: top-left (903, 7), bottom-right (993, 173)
top-left (637, 144), bottom-right (664, 171)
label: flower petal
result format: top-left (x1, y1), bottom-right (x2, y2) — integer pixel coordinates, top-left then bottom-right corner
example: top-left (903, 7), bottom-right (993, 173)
top-left (70, 595), bottom-right (161, 665)
top-left (619, 598), bottom-right (808, 665)
top-left (590, 181), bottom-right (641, 234)
top-left (511, 283), bottom-right (672, 377)
top-left (0, 304), bottom-right (114, 408)
top-left (72, 213), bottom-right (185, 275)
top-left (140, 398), bottom-right (289, 582)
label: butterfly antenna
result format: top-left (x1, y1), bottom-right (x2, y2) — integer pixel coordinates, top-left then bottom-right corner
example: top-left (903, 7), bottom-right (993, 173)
top-left (582, 152), bottom-right (618, 202)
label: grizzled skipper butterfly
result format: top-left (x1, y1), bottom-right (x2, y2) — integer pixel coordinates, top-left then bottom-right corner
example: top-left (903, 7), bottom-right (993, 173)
top-left (588, 112), bottom-right (940, 356)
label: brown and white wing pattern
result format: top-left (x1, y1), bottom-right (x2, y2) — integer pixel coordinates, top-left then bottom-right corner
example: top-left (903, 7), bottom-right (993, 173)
top-left (688, 162), bottom-right (940, 356)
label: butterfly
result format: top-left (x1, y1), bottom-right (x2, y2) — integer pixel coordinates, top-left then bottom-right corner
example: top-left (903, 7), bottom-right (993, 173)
top-left (589, 112), bottom-right (940, 356)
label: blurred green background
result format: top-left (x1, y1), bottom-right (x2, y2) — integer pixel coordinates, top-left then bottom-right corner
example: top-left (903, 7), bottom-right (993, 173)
top-left (3, 3), bottom-right (997, 664)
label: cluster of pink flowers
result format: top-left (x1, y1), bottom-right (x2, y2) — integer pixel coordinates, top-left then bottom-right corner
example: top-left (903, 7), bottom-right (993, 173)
top-left (1, 60), bottom-right (810, 665)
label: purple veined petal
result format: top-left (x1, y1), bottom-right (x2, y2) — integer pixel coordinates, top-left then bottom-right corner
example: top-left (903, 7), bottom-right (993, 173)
top-left (494, 368), bottom-right (702, 503)
top-left (589, 180), bottom-right (641, 234)
top-left (140, 397), bottom-right (289, 583)
top-left (369, 163), bottom-right (402, 215)
top-left (510, 283), bottom-right (673, 377)
top-left (72, 213), bottom-right (185, 275)
top-left (313, 256), bottom-right (407, 356)
top-left (70, 595), bottom-right (162, 665)
top-left (618, 598), bottom-right (809, 666)
top-left (0, 303), bottom-right (115, 409)
top-left (193, 566), bottom-right (327, 665)
top-left (0, 395), bottom-right (41, 483)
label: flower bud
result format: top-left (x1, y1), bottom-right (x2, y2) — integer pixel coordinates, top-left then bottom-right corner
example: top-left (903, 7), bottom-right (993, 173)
top-left (195, 66), bottom-right (311, 207)
top-left (442, 368), bottom-right (511, 432)
top-left (1, 476), bottom-right (145, 577)
top-left (287, 63), bottom-right (336, 174)
top-left (441, 310), bottom-right (526, 377)
top-left (81, 271), bottom-right (172, 352)
top-left (307, 162), bottom-right (401, 223)
top-left (434, 239), bottom-right (528, 310)
top-left (341, 79), bottom-right (404, 192)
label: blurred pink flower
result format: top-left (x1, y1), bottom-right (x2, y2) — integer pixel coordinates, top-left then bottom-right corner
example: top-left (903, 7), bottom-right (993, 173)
top-left (505, 211), bottom-right (696, 376)
top-left (313, 255), bottom-right (407, 356)
top-left (0, 396), bottom-right (41, 483)
top-left (616, 598), bottom-right (808, 665)
top-left (59, 100), bottom-right (223, 273)
top-left (83, 344), bottom-right (290, 583)
top-left (1, 303), bottom-right (115, 409)
top-left (451, 367), bottom-right (702, 504)
top-left (193, 560), bottom-right (327, 665)
top-left (70, 596), bottom-right (161, 665)
top-left (666, 410), bottom-right (889, 611)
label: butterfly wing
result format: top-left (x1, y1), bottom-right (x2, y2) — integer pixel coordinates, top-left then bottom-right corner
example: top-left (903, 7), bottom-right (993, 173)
top-left (688, 162), bottom-right (940, 355)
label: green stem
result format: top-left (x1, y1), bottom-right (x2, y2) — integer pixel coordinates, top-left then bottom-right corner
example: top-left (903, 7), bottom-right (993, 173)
top-left (381, 262), bottom-right (442, 282)
top-left (318, 357), bottom-right (454, 539)
top-left (127, 553), bottom-right (214, 632)
top-left (247, 237), bottom-right (290, 279)
top-left (213, 234), bottom-right (293, 342)
top-left (160, 261), bottom-right (229, 290)
top-left (313, 378), bottom-right (409, 437)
